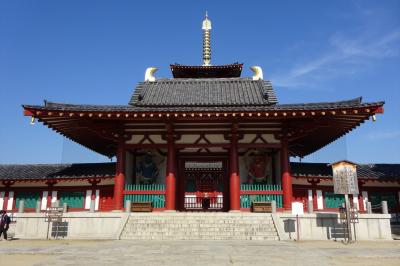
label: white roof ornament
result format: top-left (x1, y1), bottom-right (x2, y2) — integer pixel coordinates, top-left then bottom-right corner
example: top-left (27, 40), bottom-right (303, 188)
top-left (250, 66), bottom-right (263, 80)
top-left (144, 67), bottom-right (157, 82)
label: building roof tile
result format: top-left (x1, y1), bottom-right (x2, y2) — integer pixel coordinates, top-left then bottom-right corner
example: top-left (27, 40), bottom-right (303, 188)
top-left (0, 163), bottom-right (115, 181)
top-left (24, 97), bottom-right (382, 113)
top-left (1, 162), bottom-right (399, 181)
top-left (129, 78), bottom-right (278, 107)
top-left (291, 162), bottom-right (400, 180)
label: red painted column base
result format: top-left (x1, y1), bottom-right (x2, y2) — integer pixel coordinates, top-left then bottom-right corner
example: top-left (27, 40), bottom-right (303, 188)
top-left (165, 173), bottom-right (176, 210)
top-left (282, 172), bottom-right (293, 210)
top-left (229, 173), bottom-right (241, 211)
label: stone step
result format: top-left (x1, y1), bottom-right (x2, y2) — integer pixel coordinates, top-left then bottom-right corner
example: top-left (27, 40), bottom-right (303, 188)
top-left (120, 237), bottom-right (279, 241)
top-left (120, 213), bottom-right (279, 241)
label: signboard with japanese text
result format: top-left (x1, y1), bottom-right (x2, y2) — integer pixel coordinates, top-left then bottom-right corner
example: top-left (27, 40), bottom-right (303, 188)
top-left (45, 207), bottom-right (64, 222)
top-left (339, 207), bottom-right (359, 224)
top-left (332, 161), bottom-right (359, 195)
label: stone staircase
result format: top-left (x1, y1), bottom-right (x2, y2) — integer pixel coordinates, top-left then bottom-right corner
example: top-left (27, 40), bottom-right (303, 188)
top-left (120, 212), bottom-right (279, 240)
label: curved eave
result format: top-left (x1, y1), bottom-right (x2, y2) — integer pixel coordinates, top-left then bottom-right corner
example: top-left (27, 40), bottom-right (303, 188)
top-left (23, 100), bottom-right (384, 158)
top-left (288, 111), bottom-right (378, 157)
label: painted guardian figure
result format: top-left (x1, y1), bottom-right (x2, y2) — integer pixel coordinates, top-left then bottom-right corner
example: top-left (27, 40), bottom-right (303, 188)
top-left (244, 150), bottom-right (272, 184)
top-left (136, 153), bottom-right (159, 184)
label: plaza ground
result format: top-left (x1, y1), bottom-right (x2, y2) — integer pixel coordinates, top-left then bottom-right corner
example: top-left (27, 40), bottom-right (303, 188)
top-left (0, 240), bottom-right (399, 266)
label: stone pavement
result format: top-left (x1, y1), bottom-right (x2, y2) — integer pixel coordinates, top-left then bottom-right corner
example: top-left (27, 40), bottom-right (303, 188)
top-left (0, 239), bottom-right (399, 266)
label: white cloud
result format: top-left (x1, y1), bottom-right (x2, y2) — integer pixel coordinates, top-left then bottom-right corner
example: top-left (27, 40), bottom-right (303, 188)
top-left (330, 31), bottom-right (400, 58)
top-left (365, 130), bottom-right (400, 140)
top-left (270, 29), bottom-right (400, 90)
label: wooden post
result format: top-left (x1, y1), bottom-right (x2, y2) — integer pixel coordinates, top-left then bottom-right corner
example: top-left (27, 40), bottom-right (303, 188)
top-left (114, 140), bottom-right (126, 210)
top-left (281, 134), bottom-right (292, 210)
top-left (165, 124), bottom-right (176, 211)
top-left (357, 181), bottom-right (365, 212)
top-left (229, 124), bottom-right (240, 211)
top-left (344, 194), bottom-right (353, 242)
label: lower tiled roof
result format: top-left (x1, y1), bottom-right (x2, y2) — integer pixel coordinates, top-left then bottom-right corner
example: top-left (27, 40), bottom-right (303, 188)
top-left (291, 162), bottom-right (400, 180)
top-left (0, 162), bottom-right (399, 181)
top-left (0, 163), bottom-right (115, 181)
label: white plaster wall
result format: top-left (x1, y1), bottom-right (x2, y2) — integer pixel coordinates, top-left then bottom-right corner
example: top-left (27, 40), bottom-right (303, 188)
top-left (175, 134), bottom-right (199, 144)
top-left (205, 134), bottom-right (229, 143)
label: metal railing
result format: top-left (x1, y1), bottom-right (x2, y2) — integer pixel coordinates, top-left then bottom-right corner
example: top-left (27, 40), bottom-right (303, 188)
top-left (184, 194), bottom-right (223, 211)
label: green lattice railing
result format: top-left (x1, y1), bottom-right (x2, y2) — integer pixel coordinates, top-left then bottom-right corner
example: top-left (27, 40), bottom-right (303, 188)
top-left (125, 184), bottom-right (166, 191)
top-left (124, 184), bottom-right (166, 208)
top-left (240, 184), bottom-right (282, 191)
top-left (240, 184), bottom-right (283, 208)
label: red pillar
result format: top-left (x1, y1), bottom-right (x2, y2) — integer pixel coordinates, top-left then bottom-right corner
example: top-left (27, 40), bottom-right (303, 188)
top-left (229, 125), bottom-right (240, 211)
top-left (2, 191), bottom-right (9, 211)
top-left (47, 191), bottom-right (52, 208)
top-left (165, 126), bottom-right (176, 211)
top-left (2, 182), bottom-right (13, 211)
top-left (45, 181), bottom-right (56, 208)
top-left (281, 135), bottom-right (292, 210)
top-left (113, 141), bottom-right (126, 210)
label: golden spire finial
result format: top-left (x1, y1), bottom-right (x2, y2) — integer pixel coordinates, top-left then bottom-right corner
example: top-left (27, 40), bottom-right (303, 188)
top-left (202, 12), bottom-right (212, 66)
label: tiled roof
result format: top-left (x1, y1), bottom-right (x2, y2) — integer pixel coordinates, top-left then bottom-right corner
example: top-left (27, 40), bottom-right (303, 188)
top-left (291, 162), bottom-right (400, 180)
top-left (0, 163), bottom-right (115, 181)
top-left (24, 97), bottom-right (382, 113)
top-left (129, 78), bottom-right (278, 107)
top-left (1, 162), bottom-right (399, 181)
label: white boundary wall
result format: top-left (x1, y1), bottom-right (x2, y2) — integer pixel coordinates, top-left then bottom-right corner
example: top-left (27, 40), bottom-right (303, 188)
top-left (9, 212), bottom-right (392, 241)
top-left (274, 213), bottom-right (392, 241)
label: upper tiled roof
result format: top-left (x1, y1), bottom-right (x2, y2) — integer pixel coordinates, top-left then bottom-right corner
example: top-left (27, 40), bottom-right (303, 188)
top-left (291, 162), bottom-right (400, 180)
top-left (0, 163), bottom-right (115, 181)
top-left (129, 78), bottom-right (278, 107)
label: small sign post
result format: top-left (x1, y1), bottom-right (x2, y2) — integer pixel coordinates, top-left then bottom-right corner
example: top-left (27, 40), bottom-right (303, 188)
top-left (45, 207), bottom-right (64, 240)
top-left (331, 160), bottom-right (359, 243)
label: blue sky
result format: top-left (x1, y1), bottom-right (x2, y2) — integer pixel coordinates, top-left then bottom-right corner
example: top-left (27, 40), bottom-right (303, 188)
top-left (0, 0), bottom-right (399, 164)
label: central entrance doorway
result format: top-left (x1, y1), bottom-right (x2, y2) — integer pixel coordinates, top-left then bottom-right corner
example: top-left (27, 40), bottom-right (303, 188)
top-left (178, 159), bottom-right (228, 211)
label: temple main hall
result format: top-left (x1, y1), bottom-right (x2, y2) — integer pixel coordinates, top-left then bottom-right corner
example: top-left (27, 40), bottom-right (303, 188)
top-left (1, 14), bottom-right (399, 214)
